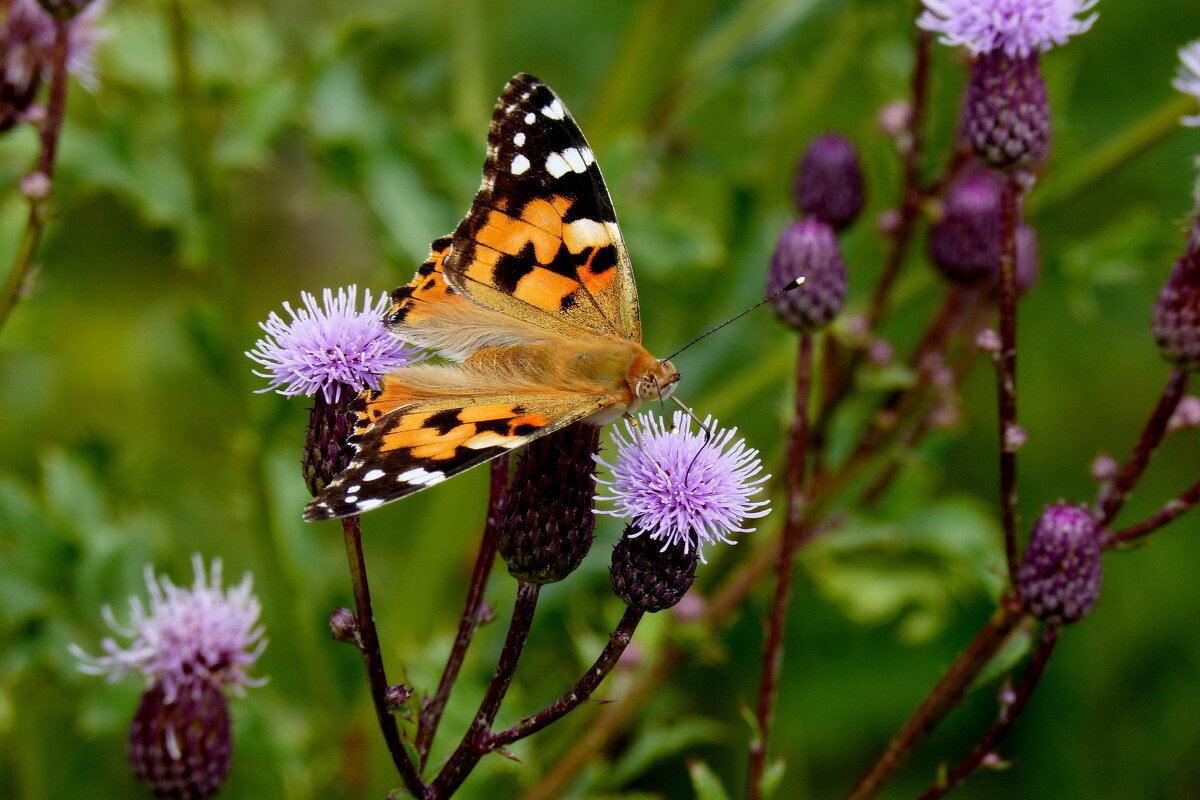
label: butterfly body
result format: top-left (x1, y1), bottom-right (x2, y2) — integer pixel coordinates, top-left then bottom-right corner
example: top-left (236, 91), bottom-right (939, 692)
top-left (305, 74), bottom-right (675, 521)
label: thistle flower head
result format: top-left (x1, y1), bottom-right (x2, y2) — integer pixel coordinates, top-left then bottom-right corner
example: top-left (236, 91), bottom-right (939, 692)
top-left (963, 50), bottom-right (1051, 169)
top-left (594, 411), bottom-right (770, 562)
top-left (793, 133), bottom-right (866, 230)
top-left (128, 679), bottom-right (231, 800)
top-left (1175, 40), bottom-right (1200, 127)
top-left (72, 555), bottom-right (266, 702)
top-left (1153, 246), bottom-right (1200, 371)
top-left (918, 0), bottom-right (1098, 58)
top-left (610, 526), bottom-right (700, 613)
top-left (767, 217), bottom-right (848, 333)
top-left (498, 424), bottom-right (600, 584)
top-left (1, 0), bottom-right (103, 93)
top-left (1017, 502), bottom-right (1103, 624)
top-left (246, 285), bottom-right (423, 405)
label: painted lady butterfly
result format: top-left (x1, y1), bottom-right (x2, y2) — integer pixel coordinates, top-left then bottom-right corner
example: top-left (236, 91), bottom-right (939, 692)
top-left (304, 74), bottom-right (679, 521)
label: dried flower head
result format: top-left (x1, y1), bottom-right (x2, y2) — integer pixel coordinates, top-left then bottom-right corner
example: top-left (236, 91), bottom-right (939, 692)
top-left (72, 555), bottom-right (266, 701)
top-left (594, 411), bottom-right (770, 562)
top-left (1174, 40), bottom-right (1200, 127)
top-left (918, 0), bottom-right (1098, 58)
top-left (246, 285), bottom-right (423, 405)
top-left (767, 217), bottom-right (848, 333)
top-left (1017, 502), bottom-right (1103, 624)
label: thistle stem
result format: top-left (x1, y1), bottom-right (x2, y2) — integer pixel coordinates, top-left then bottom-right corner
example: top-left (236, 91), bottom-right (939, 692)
top-left (1107, 478), bottom-right (1200, 545)
top-left (417, 455), bottom-right (509, 765)
top-left (430, 581), bottom-right (540, 798)
top-left (0, 16), bottom-right (71, 335)
top-left (844, 598), bottom-right (1028, 800)
top-left (914, 625), bottom-right (1059, 800)
top-left (341, 515), bottom-right (426, 799)
top-left (748, 335), bottom-right (812, 800)
top-left (995, 173), bottom-right (1021, 585)
top-left (1097, 368), bottom-right (1190, 526)
top-left (488, 605), bottom-right (644, 748)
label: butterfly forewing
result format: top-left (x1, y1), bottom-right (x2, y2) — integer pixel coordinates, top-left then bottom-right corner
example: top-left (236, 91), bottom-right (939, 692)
top-left (444, 74), bottom-right (642, 342)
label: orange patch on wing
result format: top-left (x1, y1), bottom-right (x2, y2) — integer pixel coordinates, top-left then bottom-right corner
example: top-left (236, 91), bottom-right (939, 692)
top-left (409, 443), bottom-right (463, 460)
top-left (508, 413), bottom-right (550, 430)
top-left (515, 267), bottom-right (580, 308)
top-left (457, 404), bottom-right (522, 423)
top-left (476, 208), bottom-right (559, 263)
top-left (382, 423), bottom-right (476, 450)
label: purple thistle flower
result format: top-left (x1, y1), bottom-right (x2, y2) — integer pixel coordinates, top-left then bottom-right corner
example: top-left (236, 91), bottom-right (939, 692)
top-left (594, 411), bottom-right (771, 562)
top-left (793, 133), bottom-right (866, 230)
top-left (1174, 40), bottom-right (1200, 127)
top-left (918, 0), bottom-right (1098, 59)
top-left (71, 555), bottom-right (266, 702)
top-left (767, 217), bottom-right (848, 333)
top-left (246, 285), bottom-right (423, 405)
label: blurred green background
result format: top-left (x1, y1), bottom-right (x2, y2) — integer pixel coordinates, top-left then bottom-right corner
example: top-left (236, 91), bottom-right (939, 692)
top-left (2, 0), bottom-right (1199, 798)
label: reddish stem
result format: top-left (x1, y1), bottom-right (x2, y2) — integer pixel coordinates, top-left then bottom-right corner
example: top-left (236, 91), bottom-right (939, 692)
top-left (1097, 368), bottom-right (1191, 526)
top-left (915, 625), bottom-right (1060, 800)
top-left (341, 516), bottom-right (426, 798)
top-left (995, 174), bottom-right (1021, 585)
top-left (748, 335), bottom-right (813, 799)
top-left (844, 598), bottom-right (1027, 800)
top-left (1107, 478), bottom-right (1200, 546)
top-left (430, 581), bottom-right (540, 798)
top-left (416, 455), bottom-right (509, 765)
top-left (488, 605), bottom-right (644, 748)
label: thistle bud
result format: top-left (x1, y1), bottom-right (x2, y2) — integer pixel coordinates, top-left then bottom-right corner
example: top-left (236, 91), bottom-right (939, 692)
top-left (610, 527), bottom-right (700, 613)
top-left (35, 0), bottom-right (93, 18)
top-left (128, 679), bottom-right (232, 800)
top-left (1152, 246), bottom-right (1200, 371)
top-left (303, 392), bottom-right (355, 496)
top-left (1017, 503), bottom-right (1103, 624)
top-left (496, 424), bottom-right (601, 584)
top-left (928, 163), bottom-right (1039, 292)
top-left (793, 134), bottom-right (866, 230)
top-left (963, 51), bottom-right (1051, 170)
top-left (329, 607), bottom-right (358, 645)
top-left (767, 218), bottom-right (847, 333)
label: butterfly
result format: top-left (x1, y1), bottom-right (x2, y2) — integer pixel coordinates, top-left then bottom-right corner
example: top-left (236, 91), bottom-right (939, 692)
top-left (304, 74), bottom-right (680, 521)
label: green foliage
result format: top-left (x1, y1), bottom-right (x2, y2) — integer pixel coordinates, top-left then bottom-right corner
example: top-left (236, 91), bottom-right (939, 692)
top-left (2, 0), bottom-right (1200, 799)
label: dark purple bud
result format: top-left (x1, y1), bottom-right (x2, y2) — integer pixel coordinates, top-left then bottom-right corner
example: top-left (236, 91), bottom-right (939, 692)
top-left (963, 51), bottom-right (1051, 171)
top-left (128, 679), bottom-right (232, 800)
top-left (329, 607), bottom-right (358, 645)
top-left (1017, 503), bottom-right (1103, 624)
top-left (929, 164), bottom-right (1038, 292)
top-left (385, 684), bottom-right (412, 712)
top-left (610, 526), bottom-right (699, 613)
top-left (767, 218), bottom-right (847, 333)
top-left (1152, 247), bottom-right (1200, 371)
top-left (793, 134), bottom-right (866, 230)
top-left (496, 423), bottom-right (600, 584)
top-left (303, 391), bottom-right (355, 496)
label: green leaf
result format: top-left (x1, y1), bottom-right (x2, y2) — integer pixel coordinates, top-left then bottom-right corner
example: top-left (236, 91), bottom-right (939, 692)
top-left (688, 759), bottom-right (733, 800)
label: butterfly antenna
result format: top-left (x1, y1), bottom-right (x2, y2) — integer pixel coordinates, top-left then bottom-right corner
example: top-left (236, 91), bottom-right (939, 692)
top-left (660, 276), bottom-right (805, 363)
top-left (669, 395), bottom-right (712, 483)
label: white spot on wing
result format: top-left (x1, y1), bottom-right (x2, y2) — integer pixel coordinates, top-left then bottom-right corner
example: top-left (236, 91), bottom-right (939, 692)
top-left (545, 152), bottom-right (571, 178)
top-left (524, 112), bottom-right (536, 124)
top-left (511, 154), bottom-right (531, 175)
top-left (581, 147), bottom-right (595, 165)
top-left (363, 469), bottom-right (386, 481)
top-left (347, 485), bottom-right (361, 494)
top-left (397, 467), bottom-right (446, 486)
top-left (541, 99), bottom-right (565, 120)
top-left (562, 147), bottom-right (587, 172)
top-left (344, 495), bottom-right (358, 504)
top-left (513, 132), bottom-right (526, 147)
top-left (357, 498), bottom-right (385, 511)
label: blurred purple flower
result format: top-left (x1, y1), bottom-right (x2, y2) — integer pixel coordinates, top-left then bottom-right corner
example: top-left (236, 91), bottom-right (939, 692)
top-left (247, 285), bottom-right (423, 404)
top-left (918, 0), bottom-right (1097, 58)
top-left (1174, 40), bottom-right (1200, 126)
top-left (2, 0), bottom-right (104, 88)
top-left (71, 555), bottom-right (266, 702)
top-left (594, 411), bottom-right (770, 561)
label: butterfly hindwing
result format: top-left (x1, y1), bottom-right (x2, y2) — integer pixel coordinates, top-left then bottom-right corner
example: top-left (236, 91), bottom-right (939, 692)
top-left (444, 74), bottom-right (642, 342)
top-left (303, 385), bottom-right (612, 520)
